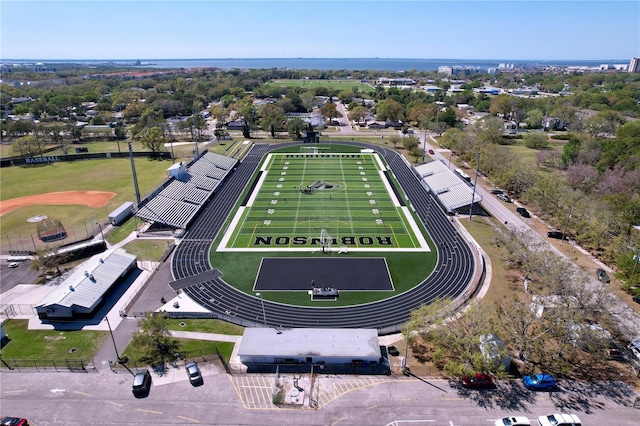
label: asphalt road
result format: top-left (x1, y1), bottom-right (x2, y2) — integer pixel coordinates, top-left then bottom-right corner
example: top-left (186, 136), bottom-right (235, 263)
top-left (1, 367), bottom-right (638, 425)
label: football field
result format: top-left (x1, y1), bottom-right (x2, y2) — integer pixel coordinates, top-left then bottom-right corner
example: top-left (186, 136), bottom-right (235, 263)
top-left (217, 151), bottom-right (430, 252)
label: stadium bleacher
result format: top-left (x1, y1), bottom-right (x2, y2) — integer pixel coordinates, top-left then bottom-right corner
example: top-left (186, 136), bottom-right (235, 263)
top-left (135, 152), bottom-right (238, 229)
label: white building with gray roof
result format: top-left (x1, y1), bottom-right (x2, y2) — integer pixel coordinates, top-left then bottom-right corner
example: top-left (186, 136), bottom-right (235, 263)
top-left (237, 328), bottom-right (389, 374)
top-left (35, 248), bottom-right (137, 319)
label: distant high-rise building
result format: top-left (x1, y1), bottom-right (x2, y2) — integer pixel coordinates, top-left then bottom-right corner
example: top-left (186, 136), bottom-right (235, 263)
top-left (629, 57), bottom-right (640, 73)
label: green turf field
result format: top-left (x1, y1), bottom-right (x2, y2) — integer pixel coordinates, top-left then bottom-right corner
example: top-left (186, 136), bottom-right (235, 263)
top-left (219, 150), bottom-right (429, 252)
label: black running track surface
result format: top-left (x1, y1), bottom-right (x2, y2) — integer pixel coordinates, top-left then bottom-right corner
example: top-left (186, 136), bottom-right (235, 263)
top-left (254, 258), bottom-right (393, 291)
top-left (172, 143), bottom-right (476, 331)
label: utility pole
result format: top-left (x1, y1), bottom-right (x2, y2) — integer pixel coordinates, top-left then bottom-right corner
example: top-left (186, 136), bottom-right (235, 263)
top-left (469, 151), bottom-right (481, 220)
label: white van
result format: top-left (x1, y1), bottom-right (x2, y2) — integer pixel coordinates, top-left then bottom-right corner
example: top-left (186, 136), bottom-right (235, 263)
top-left (537, 413), bottom-right (581, 426)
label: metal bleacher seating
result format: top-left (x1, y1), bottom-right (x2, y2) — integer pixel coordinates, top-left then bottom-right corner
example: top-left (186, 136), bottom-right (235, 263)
top-left (135, 152), bottom-right (238, 229)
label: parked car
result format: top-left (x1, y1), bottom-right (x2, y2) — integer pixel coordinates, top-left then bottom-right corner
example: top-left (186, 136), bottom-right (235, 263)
top-left (523, 373), bottom-right (556, 390)
top-left (460, 372), bottom-right (494, 389)
top-left (497, 194), bottom-right (512, 203)
top-left (547, 231), bottom-right (565, 240)
top-left (633, 296), bottom-right (640, 304)
top-left (387, 345), bottom-right (400, 356)
top-left (185, 361), bottom-right (203, 385)
top-left (0, 418), bottom-right (29, 426)
top-left (596, 268), bottom-right (610, 283)
top-left (132, 369), bottom-right (152, 397)
top-left (428, 149), bottom-right (435, 155)
top-left (537, 413), bottom-right (581, 426)
top-left (490, 189), bottom-right (504, 195)
top-left (494, 416), bottom-right (530, 426)
top-left (8, 262), bottom-right (19, 268)
top-left (516, 207), bottom-right (530, 218)
top-left (628, 341), bottom-right (640, 361)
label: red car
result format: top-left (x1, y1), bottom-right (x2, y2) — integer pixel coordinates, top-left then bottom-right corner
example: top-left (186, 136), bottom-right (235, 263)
top-left (0, 418), bottom-right (29, 426)
top-left (460, 373), bottom-right (494, 389)
top-left (428, 149), bottom-right (435, 155)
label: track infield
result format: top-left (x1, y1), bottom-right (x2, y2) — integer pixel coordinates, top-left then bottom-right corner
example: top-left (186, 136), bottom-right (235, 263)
top-left (254, 257), bottom-right (393, 291)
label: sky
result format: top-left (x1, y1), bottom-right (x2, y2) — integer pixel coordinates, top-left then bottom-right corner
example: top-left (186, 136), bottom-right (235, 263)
top-left (1, 0), bottom-right (638, 61)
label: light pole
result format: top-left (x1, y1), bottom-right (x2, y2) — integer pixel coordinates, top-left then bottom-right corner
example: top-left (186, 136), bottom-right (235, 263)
top-left (256, 293), bottom-right (266, 326)
top-left (96, 222), bottom-right (105, 241)
top-left (104, 316), bottom-right (121, 361)
top-left (402, 323), bottom-right (410, 375)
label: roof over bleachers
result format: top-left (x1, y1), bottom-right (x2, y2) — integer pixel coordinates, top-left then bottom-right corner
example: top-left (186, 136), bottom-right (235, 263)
top-left (135, 151), bottom-right (238, 229)
top-left (415, 161), bottom-right (481, 212)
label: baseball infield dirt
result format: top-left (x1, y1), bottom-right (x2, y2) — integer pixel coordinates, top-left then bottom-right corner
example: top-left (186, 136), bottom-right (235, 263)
top-left (0, 191), bottom-right (117, 216)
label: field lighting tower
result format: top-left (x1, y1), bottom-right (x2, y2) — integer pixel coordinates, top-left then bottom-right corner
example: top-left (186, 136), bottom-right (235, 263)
top-left (128, 141), bottom-right (141, 205)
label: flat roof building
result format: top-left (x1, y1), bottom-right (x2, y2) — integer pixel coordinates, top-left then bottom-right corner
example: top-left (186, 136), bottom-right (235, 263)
top-left (35, 248), bottom-right (137, 319)
top-left (237, 328), bottom-right (389, 374)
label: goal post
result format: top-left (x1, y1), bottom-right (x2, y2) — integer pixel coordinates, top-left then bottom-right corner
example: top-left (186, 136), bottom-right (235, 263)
top-left (300, 146), bottom-right (318, 154)
top-left (320, 229), bottom-right (331, 253)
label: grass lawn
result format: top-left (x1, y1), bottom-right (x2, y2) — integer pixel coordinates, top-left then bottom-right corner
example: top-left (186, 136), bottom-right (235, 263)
top-left (120, 338), bottom-right (235, 365)
top-left (266, 79), bottom-right (374, 93)
top-left (166, 318), bottom-right (244, 335)
top-left (0, 319), bottom-right (108, 361)
top-left (105, 216), bottom-right (137, 245)
top-left (123, 239), bottom-right (172, 262)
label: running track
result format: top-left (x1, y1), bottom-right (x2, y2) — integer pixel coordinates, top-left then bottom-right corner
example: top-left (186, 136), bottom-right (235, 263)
top-left (171, 142), bottom-right (477, 331)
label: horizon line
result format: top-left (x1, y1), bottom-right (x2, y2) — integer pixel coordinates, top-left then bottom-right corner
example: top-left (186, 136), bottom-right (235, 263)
top-left (1, 57), bottom-right (632, 63)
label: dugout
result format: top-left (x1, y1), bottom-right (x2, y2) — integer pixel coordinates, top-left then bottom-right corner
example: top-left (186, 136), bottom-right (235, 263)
top-left (237, 328), bottom-right (390, 375)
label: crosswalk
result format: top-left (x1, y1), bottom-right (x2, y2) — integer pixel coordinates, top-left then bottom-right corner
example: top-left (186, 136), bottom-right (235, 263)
top-left (229, 374), bottom-right (403, 410)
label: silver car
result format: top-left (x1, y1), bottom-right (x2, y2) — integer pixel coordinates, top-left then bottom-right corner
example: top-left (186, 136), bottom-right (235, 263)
top-left (185, 362), bottom-right (203, 385)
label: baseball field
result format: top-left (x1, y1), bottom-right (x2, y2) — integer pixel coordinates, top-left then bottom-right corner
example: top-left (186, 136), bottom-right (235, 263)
top-left (0, 158), bottom-right (175, 252)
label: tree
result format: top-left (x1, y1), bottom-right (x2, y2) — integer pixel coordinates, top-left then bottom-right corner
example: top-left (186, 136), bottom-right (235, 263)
top-left (402, 135), bottom-right (419, 152)
top-left (525, 108), bottom-right (544, 130)
top-left (287, 117), bottom-right (305, 140)
top-left (139, 127), bottom-right (166, 158)
top-left (347, 105), bottom-right (366, 125)
top-left (470, 116), bottom-right (504, 145)
top-left (129, 312), bottom-right (181, 367)
top-left (113, 120), bottom-right (127, 140)
top-left (438, 128), bottom-right (464, 151)
top-left (259, 104), bottom-right (286, 138)
top-left (30, 244), bottom-right (74, 276)
top-left (10, 135), bottom-right (43, 158)
top-left (523, 132), bottom-right (550, 150)
top-left (410, 145), bottom-right (423, 163)
top-left (9, 119), bottom-right (35, 137)
top-left (417, 301), bottom-right (502, 376)
top-left (320, 102), bottom-right (340, 123)
top-left (375, 99), bottom-right (403, 121)
top-left (133, 107), bottom-right (165, 138)
top-left (389, 134), bottom-right (402, 149)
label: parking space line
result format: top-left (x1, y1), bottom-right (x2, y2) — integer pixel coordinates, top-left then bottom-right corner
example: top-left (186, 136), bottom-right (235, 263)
top-left (177, 415), bottom-right (200, 423)
top-left (136, 408), bottom-right (163, 414)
